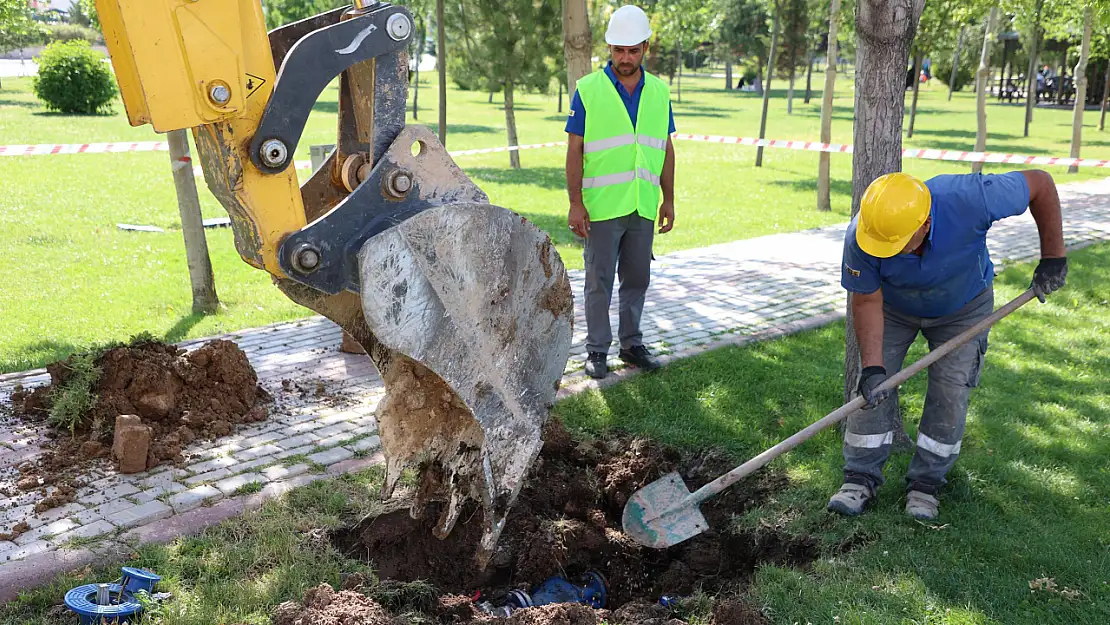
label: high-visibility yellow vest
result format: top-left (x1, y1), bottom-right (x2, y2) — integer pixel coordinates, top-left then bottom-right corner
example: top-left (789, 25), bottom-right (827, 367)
top-left (578, 70), bottom-right (670, 222)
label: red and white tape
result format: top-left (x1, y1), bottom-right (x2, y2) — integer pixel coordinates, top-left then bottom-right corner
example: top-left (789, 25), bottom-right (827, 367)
top-left (4, 134), bottom-right (1110, 169)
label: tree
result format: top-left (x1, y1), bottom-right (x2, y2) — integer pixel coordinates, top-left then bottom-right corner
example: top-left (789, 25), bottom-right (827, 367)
top-left (845, 0), bottom-right (925, 449)
top-left (756, 1), bottom-right (781, 167)
top-left (718, 0), bottom-right (772, 83)
top-left (651, 0), bottom-right (716, 103)
top-left (0, 0), bottom-right (45, 88)
top-left (816, 0), bottom-right (842, 211)
top-left (972, 8), bottom-right (999, 174)
top-left (262, 0), bottom-right (347, 29)
top-left (447, 0), bottom-right (560, 169)
top-left (437, 0), bottom-right (447, 146)
top-left (777, 0), bottom-right (810, 114)
top-left (1068, 4), bottom-right (1094, 174)
top-left (397, 0), bottom-right (432, 119)
top-left (564, 0), bottom-right (592, 97)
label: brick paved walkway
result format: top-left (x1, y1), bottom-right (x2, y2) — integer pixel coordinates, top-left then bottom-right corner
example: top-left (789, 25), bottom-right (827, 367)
top-left (2, 176), bottom-right (1110, 598)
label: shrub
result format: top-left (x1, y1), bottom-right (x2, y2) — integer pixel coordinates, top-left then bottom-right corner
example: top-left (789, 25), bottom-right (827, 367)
top-left (43, 23), bottom-right (102, 45)
top-left (32, 40), bottom-right (117, 114)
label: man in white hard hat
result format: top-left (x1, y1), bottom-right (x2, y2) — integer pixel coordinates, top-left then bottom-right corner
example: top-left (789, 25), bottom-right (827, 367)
top-left (565, 4), bottom-right (676, 380)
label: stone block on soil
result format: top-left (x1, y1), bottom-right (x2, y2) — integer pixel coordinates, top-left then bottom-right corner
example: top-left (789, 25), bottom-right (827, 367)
top-left (112, 415), bottom-right (152, 474)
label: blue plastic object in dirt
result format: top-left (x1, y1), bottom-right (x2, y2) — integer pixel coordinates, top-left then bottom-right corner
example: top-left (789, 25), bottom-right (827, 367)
top-left (63, 583), bottom-right (143, 625)
top-left (520, 571), bottom-right (608, 609)
top-left (63, 566), bottom-right (160, 624)
top-left (121, 567), bottom-right (161, 594)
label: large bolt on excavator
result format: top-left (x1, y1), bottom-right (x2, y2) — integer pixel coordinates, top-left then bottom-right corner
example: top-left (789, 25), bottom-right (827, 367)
top-left (94, 0), bottom-right (573, 564)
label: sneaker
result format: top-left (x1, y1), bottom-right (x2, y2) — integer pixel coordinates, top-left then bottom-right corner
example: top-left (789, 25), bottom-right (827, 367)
top-left (584, 352), bottom-right (608, 379)
top-left (905, 490), bottom-right (939, 520)
top-left (827, 482), bottom-right (874, 516)
top-left (619, 345), bottom-right (661, 371)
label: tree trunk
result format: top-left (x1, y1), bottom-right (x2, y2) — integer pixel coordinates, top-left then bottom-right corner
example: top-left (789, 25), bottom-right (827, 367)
top-left (726, 58), bottom-right (733, 90)
top-left (169, 130), bottom-right (219, 314)
top-left (1023, 0), bottom-right (1043, 137)
top-left (505, 82), bottom-right (521, 170)
top-left (1099, 60), bottom-right (1110, 131)
top-left (846, 0), bottom-right (925, 452)
top-left (1068, 7), bottom-right (1093, 174)
top-left (804, 48), bottom-right (814, 103)
top-left (1057, 50), bottom-right (1067, 106)
top-left (817, 0), bottom-right (841, 212)
top-left (677, 42), bottom-right (683, 103)
top-left (413, 14), bottom-right (427, 120)
top-left (972, 8), bottom-right (998, 174)
top-left (907, 52), bottom-right (922, 137)
top-left (563, 0), bottom-right (592, 96)
top-left (948, 27), bottom-right (964, 101)
top-left (787, 42), bottom-right (798, 114)
top-left (756, 6), bottom-right (780, 167)
top-left (558, 80), bottom-right (564, 113)
top-left (436, 0), bottom-right (447, 147)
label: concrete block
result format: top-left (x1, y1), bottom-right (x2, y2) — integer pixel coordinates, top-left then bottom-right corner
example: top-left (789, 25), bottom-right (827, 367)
top-left (107, 501), bottom-right (172, 529)
top-left (169, 485), bottom-right (223, 513)
top-left (214, 473), bottom-right (267, 497)
top-left (308, 447), bottom-right (353, 466)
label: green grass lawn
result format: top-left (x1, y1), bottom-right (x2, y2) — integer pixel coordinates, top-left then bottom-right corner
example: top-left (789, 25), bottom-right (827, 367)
top-left (3, 68), bottom-right (1110, 372)
top-left (2, 245), bottom-right (1106, 625)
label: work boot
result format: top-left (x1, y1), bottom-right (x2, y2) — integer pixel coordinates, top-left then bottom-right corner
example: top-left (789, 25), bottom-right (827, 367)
top-left (619, 345), bottom-right (661, 372)
top-left (827, 482), bottom-right (874, 516)
top-left (905, 490), bottom-right (940, 520)
top-left (585, 352), bottom-right (608, 379)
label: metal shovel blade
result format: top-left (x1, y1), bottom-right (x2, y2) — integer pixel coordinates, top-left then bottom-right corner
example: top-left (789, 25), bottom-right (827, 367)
top-left (622, 471), bottom-right (707, 549)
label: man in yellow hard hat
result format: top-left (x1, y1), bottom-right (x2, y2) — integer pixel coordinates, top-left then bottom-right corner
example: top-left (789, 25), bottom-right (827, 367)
top-left (565, 4), bottom-right (676, 380)
top-left (828, 170), bottom-right (1067, 520)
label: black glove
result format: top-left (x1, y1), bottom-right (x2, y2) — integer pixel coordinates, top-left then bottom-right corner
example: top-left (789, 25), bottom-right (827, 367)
top-left (1031, 257), bottom-right (1068, 303)
top-left (858, 366), bottom-right (891, 410)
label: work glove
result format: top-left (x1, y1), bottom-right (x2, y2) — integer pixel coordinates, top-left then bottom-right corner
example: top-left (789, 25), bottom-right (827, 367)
top-left (858, 366), bottom-right (891, 410)
top-left (1030, 257), bottom-right (1068, 303)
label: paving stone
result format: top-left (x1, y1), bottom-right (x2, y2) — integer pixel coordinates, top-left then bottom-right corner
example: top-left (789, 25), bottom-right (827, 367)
top-left (3, 539), bottom-right (50, 562)
top-left (184, 467), bottom-right (233, 486)
top-left (351, 435), bottom-right (381, 453)
top-left (308, 447), bottom-right (353, 466)
top-left (52, 520), bottom-right (116, 546)
top-left (15, 518), bottom-right (78, 545)
top-left (34, 502), bottom-right (88, 524)
top-left (130, 483), bottom-right (187, 504)
top-left (186, 456), bottom-right (238, 475)
top-left (1, 504), bottom-right (34, 525)
top-left (77, 482), bottom-right (141, 507)
top-left (273, 433), bottom-right (318, 450)
top-left (214, 473), bottom-right (268, 496)
top-left (107, 501), bottom-right (172, 529)
top-left (238, 431), bottom-right (282, 448)
top-left (169, 485), bottom-right (224, 513)
top-left (262, 463), bottom-right (309, 482)
top-left (275, 444), bottom-right (317, 460)
top-left (73, 508), bottom-right (105, 525)
top-left (233, 444), bottom-right (284, 461)
top-left (93, 498), bottom-right (137, 519)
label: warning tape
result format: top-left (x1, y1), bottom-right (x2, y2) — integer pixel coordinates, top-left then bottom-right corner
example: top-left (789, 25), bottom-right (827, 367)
top-left (4, 135), bottom-right (1110, 169)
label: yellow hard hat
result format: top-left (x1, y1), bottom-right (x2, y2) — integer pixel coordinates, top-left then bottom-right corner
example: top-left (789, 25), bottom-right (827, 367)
top-left (856, 172), bottom-right (932, 258)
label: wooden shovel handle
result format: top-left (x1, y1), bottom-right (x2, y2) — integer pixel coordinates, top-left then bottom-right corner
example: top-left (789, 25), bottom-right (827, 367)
top-left (686, 289), bottom-right (1036, 506)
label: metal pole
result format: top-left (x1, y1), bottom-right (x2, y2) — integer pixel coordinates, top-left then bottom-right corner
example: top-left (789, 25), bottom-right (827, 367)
top-left (167, 130), bottom-right (219, 314)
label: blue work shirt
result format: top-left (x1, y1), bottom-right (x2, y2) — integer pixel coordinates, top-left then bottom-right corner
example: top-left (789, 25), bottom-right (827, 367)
top-left (564, 61), bottom-right (677, 136)
top-left (841, 172), bottom-right (1031, 318)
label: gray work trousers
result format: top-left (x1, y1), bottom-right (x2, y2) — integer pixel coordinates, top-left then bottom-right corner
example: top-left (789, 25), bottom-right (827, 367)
top-left (843, 287), bottom-right (993, 495)
top-left (583, 213), bottom-right (655, 354)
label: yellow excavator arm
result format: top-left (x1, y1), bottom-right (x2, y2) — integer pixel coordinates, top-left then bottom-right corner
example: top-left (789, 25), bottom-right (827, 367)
top-left (95, 0), bottom-right (574, 564)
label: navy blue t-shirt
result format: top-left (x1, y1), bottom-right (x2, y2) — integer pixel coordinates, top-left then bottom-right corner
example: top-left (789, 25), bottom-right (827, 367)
top-left (841, 172), bottom-right (1031, 318)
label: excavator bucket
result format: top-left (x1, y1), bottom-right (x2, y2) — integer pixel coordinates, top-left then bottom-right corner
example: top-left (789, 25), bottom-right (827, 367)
top-left (94, 0), bottom-right (573, 562)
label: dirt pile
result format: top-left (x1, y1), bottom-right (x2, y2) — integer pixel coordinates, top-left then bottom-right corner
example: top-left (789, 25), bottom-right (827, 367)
top-left (327, 421), bottom-right (811, 624)
top-left (6, 338), bottom-right (268, 513)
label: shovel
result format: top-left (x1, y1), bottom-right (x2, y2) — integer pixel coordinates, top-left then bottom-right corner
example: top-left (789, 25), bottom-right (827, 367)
top-left (622, 289), bottom-right (1037, 549)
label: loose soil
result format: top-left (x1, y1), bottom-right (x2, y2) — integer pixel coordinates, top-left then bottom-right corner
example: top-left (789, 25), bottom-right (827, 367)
top-left (315, 421), bottom-right (818, 625)
top-left (5, 339), bottom-right (268, 514)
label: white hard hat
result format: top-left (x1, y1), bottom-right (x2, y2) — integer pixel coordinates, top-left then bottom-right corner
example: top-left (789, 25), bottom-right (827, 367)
top-left (606, 5), bottom-right (652, 46)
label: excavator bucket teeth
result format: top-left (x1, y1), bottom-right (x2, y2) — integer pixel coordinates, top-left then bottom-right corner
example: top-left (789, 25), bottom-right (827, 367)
top-left (357, 203), bottom-right (573, 563)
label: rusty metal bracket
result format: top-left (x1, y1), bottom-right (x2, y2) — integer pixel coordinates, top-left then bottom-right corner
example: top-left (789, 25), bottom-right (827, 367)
top-left (277, 125), bottom-right (488, 294)
top-left (250, 2), bottom-right (412, 174)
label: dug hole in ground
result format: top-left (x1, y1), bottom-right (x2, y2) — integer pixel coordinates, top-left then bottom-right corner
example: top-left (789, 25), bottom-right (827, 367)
top-left (288, 420), bottom-right (826, 625)
top-left (3, 337), bottom-right (829, 625)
